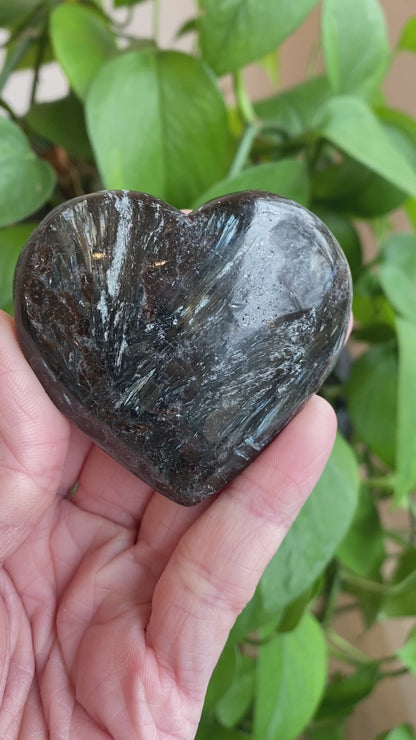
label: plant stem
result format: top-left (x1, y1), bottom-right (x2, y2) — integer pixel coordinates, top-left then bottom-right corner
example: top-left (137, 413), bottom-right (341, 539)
top-left (409, 503), bottom-right (416, 545)
top-left (227, 122), bottom-right (258, 178)
top-left (259, 123), bottom-right (289, 140)
top-left (362, 475), bottom-right (396, 491)
top-left (333, 601), bottom-right (359, 616)
top-left (327, 629), bottom-right (370, 665)
top-left (29, 25), bottom-right (48, 108)
top-left (0, 98), bottom-right (20, 123)
top-left (0, 31), bottom-right (35, 97)
top-left (381, 667), bottom-right (409, 679)
top-left (383, 528), bottom-right (412, 548)
top-left (328, 632), bottom-right (401, 673)
top-left (320, 564), bottom-right (342, 627)
top-left (378, 653), bottom-right (401, 665)
top-left (306, 137), bottom-right (325, 173)
top-left (328, 646), bottom-right (366, 668)
top-left (342, 567), bottom-right (416, 596)
top-left (233, 69), bottom-right (257, 125)
top-left (341, 571), bottom-right (388, 594)
top-left (109, 4), bottom-right (135, 30)
top-left (274, 131), bottom-right (312, 157)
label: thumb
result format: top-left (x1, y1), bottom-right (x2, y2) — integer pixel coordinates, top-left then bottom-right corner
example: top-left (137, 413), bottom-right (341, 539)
top-left (147, 395), bottom-right (337, 699)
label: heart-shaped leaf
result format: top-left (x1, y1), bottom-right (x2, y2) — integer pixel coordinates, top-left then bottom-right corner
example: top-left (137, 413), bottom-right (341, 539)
top-left (0, 118), bottom-right (55, 228)
top-left (258, 434), bottom-right (359, 614)
top-left (322, 0), bottom-right (389, 98)
top-left (26, 94), bottom-right (93, 159)
top-left (50, 4), bottom-right (117, 100)
top-left (314, 96), bottom-right (416, 198)
top-left (200, 0), bottom-right (320, 76)
top-left (86, 50), bottom-right (230, 208)
top-left (254, 614), bottom-right (327, 740)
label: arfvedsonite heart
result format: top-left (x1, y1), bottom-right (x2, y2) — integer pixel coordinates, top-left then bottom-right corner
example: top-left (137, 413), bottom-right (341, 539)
top-left (14, 190), bottom-right (351, 505)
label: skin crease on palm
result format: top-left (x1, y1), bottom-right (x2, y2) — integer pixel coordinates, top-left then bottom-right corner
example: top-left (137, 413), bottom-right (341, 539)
top-left (0, 293), bottom-right (341, 739)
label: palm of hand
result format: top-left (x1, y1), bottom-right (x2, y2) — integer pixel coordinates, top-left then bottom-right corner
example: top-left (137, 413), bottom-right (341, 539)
top-left (0, 312), bottom-right (335, 739)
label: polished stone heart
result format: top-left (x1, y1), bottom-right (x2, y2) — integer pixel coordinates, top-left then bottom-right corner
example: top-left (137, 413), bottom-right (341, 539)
top-left (14, 190), bottom-right (351, 505)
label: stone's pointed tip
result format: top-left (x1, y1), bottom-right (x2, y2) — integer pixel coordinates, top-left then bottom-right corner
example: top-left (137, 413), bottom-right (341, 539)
top-left (14, 190), bottom-right (352, 506)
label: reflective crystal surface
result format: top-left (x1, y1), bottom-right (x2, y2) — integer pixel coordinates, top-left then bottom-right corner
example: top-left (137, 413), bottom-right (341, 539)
top-left (14, 190), bottom-right (352, 505)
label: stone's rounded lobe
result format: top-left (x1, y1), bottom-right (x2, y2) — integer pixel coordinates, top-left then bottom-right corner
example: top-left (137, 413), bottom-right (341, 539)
top-left (13, 190), bottom-right (352, 505)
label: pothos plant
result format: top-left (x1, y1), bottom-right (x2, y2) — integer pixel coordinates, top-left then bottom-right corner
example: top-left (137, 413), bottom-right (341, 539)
top-left (1, 0), bottom-right (416, 737)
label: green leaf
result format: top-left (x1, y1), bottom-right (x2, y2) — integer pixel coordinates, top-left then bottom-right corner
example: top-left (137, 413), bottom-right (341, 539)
top-left (398, 16), bottom-right (416, 53)
top-left (192, 160), bottom-right (309, 209)
top-left (26, 94), bottom-right (93, 159)
top-left (379, 235), bottom-right (416, 324)
top-left (258, 49), bottom-right (280, 87)
top-left (316, 664), bottom-right (380, 721)
top-left (382, 548), bottom-right (416, 617)
top-left (351, 583), bottom-right (383, 629)
top-left (352, 270), bottom-right (396, 331)
top-left (311, 206), bottom-right (362, 279)
top-left (312, 158), bottom-right (407, 218)
top-left (314, 96), bottom-right (416, 199)
top-left (204, 642), bottom-right (236, 712)
top-left (306, 721), bottom-right (347, 740)
top-left (259, 435), bottom-right (359, 616)
top-left (254, 614), bottom-right (327, 740)
top-left (175, 17), bottom-right (199, 41)
top-left (322, 0), bottom-right (389, 98)
top-left (396, 319), bottom-right (416, 504)
top-left (0, 0), bottom-right (38, 26)
top-left (114, 0), bottom-right (148, 5)
top-left (397, 626), bottom-right (416, 675)
top-left (0, 222), bottom-right (37, 313)
top-left (406, 198), bottom-right (416, 231)
top-left (200, 0), bottom-right (320, 76)
top-left (337, 486), bottom-right (385, 578)
top-left (50, 4), bottom-right (117, 99)
top-left (352, 325), bottom-right (396, 344)
top-left (216, 654), bottom-right (255, 728)
top-left (86, 49), bottom-right (230, 208)
top-left (229, 588), bottom-right (283, 643)
top-left (5, 35), bottom-right (54, 72)
top-left (277, 578), bottom-right (322, 633)
top-left (196, 716), bottom-right (246, 740)
top-left (377, 107), bottom-right (416, 170)
top-left (255, 76), bottom-right (332, 138)
top-left (378, 727), bottom-right (416, 740)
top-left (347, 345), bottom-right (397, 467)
top-left (0, 118), bottom-right (55, 228)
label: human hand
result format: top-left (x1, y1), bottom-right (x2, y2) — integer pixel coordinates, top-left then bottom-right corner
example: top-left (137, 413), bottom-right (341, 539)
top-left (0, 309), bottom-right (336, 739)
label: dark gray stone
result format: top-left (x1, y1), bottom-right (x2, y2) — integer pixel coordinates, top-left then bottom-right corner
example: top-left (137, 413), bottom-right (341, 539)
top-left (13, 190), bottom-right (352, 505)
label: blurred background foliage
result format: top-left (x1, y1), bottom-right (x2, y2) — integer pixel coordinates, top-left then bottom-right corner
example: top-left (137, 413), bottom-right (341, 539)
top-left (1, 0), bottom-right (416, 737)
